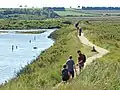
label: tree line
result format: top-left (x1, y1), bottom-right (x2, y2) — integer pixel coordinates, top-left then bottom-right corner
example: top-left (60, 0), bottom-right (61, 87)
top-left (0, 8), bottom-right (59, 20)
top-left (82, 6), bottom-right (120, 10)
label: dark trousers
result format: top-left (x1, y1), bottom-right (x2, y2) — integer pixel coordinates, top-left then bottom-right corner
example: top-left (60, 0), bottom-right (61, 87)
top-left (69, 71), bottom-right (74, 78)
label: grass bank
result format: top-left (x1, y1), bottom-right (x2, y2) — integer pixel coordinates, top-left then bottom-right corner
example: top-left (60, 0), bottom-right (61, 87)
top-left (0, 30), bottom-right (46, 34)
top-left (15, 30), bottom-right (46, 34)
top-left (0, 24), bottom-right (95, 90)
top-left (57, 20), bottom-right (120, 90)
top-left (0, 19), bottom-right (71, 30)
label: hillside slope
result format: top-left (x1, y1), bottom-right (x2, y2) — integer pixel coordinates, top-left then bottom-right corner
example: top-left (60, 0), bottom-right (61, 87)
top-left (56, 20), bottom-right (120, 90)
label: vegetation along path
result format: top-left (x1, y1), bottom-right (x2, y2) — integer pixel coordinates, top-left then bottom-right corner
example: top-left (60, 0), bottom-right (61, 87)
top-left (78, 33), bottom-right (109, 68)
top-left (53, 32), bottom-right (109, 89)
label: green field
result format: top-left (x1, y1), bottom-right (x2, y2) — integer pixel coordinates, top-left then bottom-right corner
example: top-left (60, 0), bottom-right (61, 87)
top-left (81, 10), bottom-right (120, 15)
top-left (55, 8), bottom-right (120, 17)
top-left (55, 10), bottom-right (96, 17)
top-left (57, 19), bottom-right (120, 90)
top-left (55, 8), bottom-right (100, 17)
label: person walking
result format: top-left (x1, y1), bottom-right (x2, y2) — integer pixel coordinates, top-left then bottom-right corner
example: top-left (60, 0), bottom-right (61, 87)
top-left (79, 27), bottom-right (82, 36)
top-left (66, 55), bottom-right (76, 79)
top-left (61, 64), bottom-right (70, 82)
top-left (77, 50), bottom-right (86, 72)
top-left (75, 22), bottom-right (79, 30)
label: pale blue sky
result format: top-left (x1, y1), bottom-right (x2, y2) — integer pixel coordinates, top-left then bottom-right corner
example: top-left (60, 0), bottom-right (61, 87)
top-left (1, 0), bottom-right (120, 8)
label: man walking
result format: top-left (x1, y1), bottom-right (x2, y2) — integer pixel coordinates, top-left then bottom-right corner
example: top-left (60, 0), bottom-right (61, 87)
top-left (79, 28), bottom-right (82, 36)
top-left (77, 50), bottom-right (86, 72)
top-left (66, 55), bottom-right (76, 79)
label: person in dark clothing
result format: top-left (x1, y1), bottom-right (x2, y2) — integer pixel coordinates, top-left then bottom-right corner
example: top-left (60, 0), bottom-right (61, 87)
top-left (66, 55), bottom-right (76, 78)
top-left (16, 46), bottom-right (18, 49)
top-left (91, 46), bottom-right (97, 52)
top-left (29, 40), bottom-right (31, 43)
top-left (12, 45), bottom-right (14, 52)
top-left (79, 28), bottom-right (82, 36)
top-left (77, 50), bottom-right (86, 72)
top-left (61, 64), bottom-right (70, 82)
top-left (75, 22), bottom-right (79, 30)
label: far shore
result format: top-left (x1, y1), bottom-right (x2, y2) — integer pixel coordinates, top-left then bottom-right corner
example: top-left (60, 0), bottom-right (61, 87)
top-left (0, 29), bottom-right (58, 34)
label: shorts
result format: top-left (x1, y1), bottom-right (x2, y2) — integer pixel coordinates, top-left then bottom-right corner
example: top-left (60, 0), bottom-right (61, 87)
top-left (69, 71), bottom-right (74, 78)
top-left (79, 63), bottom-right (84, 69)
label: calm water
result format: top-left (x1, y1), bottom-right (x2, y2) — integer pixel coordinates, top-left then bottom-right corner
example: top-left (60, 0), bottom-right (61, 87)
top-left (0, 29), bottom-right (55, 84)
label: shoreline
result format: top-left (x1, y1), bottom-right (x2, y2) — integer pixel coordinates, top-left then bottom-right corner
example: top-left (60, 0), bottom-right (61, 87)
top-left (0, 28), bottom-right (58, 34)
top-left (0, 26), bottom-right (61, 30)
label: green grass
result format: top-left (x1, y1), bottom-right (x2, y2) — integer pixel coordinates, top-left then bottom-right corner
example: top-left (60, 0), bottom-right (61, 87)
top-left (15, 30), bottom-right (46, 34)
top-left (55, 9), bottom-right (98, 17)
top-left (55, 11), bottom-right (91, 16)
top-left (0, 25), bottom-right (95, 90)
top-left (57, 20), bottom-right (120, 90)
top-left (0, 19), bottom-right (70, 30)
top-left (55, 8), bottom-right (120, 18)
top-left (81, 10), bottom-right (120, 16)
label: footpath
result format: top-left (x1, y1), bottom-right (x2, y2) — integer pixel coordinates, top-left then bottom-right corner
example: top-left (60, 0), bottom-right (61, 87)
top-left (78, 33), bottom-right (109, 68)
top-left (53, 33), bottom-right (109, 89)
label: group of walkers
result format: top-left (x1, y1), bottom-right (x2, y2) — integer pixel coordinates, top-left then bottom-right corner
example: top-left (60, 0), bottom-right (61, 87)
top-left (61, 22), bottom-right (97, 83)
top-left (75, 21), bottom-right (82, 36)
top-left (61, 22), bottom-right (88, 82)
top-left (61, 22), bottom-right (86, 82)
top-left (61, 50), bottom-right (86, 82)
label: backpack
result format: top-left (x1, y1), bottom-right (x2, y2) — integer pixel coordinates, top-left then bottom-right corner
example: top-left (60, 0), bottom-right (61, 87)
top-left (62, 69), bottom-right (69, 78)
top-left (83, 54), bottom-right (86, 63)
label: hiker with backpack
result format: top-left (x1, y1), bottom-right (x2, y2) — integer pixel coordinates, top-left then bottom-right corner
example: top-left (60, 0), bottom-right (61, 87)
top-left (61, 64), bottom-right (70, 82)
top-left (77, 50), bottom-right (86, 72)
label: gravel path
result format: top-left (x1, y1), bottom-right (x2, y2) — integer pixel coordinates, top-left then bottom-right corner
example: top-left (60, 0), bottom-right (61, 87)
top-left (78, 33), bottom-right (109, 68)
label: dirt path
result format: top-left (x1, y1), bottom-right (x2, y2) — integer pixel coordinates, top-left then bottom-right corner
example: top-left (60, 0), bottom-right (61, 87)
top-left (53, 33), bottom-right (109, 89)
top-left (78, 33), bottom-right (109, 68)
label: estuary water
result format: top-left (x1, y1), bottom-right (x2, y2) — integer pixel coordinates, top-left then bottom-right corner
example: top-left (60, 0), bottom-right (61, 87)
top-left (0, 29), bottom-right (56, 84)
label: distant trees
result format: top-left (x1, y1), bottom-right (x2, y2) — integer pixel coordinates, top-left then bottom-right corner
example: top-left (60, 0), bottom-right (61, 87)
top-left (42, 8), bottom-right (59, 18)
top-left (24, 5), bottom-right (27, 8)
top-left (78, 6), bottom-right (80, 8)
top-left (82, 6), bottom-right (120, 10)
top-left (19, 5), bottom-right (22, 8)
top-left (0, 8), bottom-right (59, 20)
top-left (43, 7), bottom-right (65, 11)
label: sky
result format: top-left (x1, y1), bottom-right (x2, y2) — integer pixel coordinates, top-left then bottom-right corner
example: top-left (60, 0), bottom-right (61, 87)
top-left (1, 0), bottom-right (120, 8)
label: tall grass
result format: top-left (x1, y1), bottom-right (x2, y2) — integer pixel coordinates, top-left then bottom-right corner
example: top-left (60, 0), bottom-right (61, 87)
top-left (57, 20), bottom-right (120, 90)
